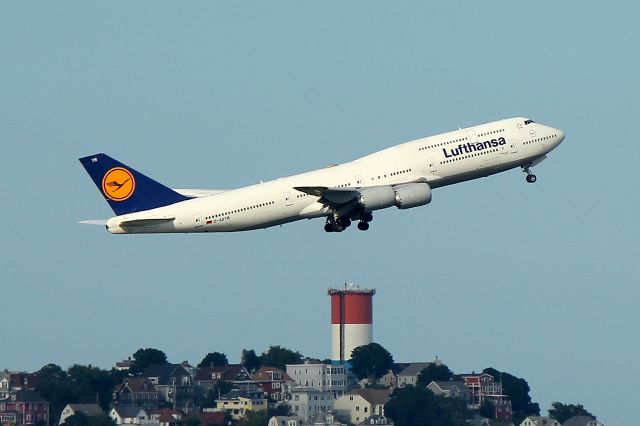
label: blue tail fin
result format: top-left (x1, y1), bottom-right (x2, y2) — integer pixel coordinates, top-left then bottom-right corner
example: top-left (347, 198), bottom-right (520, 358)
top-left (79, 153), bottom-right (190, 215)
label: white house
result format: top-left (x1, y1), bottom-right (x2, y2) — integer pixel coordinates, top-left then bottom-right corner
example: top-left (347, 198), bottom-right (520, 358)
top-left (519, 417), bottom-right (560, 426)
top-left (333, 388), bottom-right (391, 425)
top-left (109, 406), bottom-right (149, 425)
top-left (562, 416), bottom-right (604, 426)
top-left (286, 362), bottom-right (348, 398)
top-left (268, 416), bottom-right (304, 426)
top-left (286, 386), bottom-right (335, 422)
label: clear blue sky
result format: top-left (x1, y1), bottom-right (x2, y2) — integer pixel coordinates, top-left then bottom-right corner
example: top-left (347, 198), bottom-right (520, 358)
top-left (1, 2), bottom-right (637, 425)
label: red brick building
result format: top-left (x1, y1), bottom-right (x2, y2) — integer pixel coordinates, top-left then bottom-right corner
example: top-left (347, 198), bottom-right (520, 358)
top-left (0, 389), bottom-right (50, 426)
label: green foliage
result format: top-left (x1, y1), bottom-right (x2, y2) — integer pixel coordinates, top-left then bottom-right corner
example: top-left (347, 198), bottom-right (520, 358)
top-left (479, 399), bottom-right (495, 419)
top-left (385, 386), bottom-right (470, 426)
top-left (416, 364), bottom-right (455, 387)
top-left (241, 349), bottom-right (262, 372)
top-left (198, 352), bottom-right (229, 368)
top-left (183, 415), bottom-right (202, 426)
top-left (201, 381), bottom-right (234, 407)
top-left (236, 410), bottom-right (270, 426)
top-left (60, 413), bottom-right (116, 426)
top-left (67, 364), bottom-right (120, 410)
top-left (259, 345), bottom-right (303, 370)
top-left (548, 402), bottom-right (594, 424)
top-left (483, 367), bottom-right (540, 424)
top-left (349, 342), bottom-right (394, 382)
top-left (130, 348), bottom-right (168, 375)
top-left (34, 364), bottom-right (74, 423)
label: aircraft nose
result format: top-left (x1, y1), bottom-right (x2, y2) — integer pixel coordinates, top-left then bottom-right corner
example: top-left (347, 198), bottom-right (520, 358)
top-left (557, 129), bottom-right (565, 143)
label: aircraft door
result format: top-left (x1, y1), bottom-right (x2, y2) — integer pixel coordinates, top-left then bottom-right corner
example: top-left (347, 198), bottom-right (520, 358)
top-left (428, 158), bottom-right (437, 175)
top-left (355, 175), bottom-right (363, 186)
top-left (466, 128), bottom-right (478, 144)
top-left (194, 213), bottom-right (203, 228)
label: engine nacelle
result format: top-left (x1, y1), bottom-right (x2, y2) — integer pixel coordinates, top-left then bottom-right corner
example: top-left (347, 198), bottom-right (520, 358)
top-left (394, 183), bottom-right (432, 209)
top-left (357, 186), bottom-right (397, 211)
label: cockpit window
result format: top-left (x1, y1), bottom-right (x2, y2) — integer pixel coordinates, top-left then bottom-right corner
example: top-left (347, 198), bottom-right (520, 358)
top-left (524, 119), bottom-right (535, 125)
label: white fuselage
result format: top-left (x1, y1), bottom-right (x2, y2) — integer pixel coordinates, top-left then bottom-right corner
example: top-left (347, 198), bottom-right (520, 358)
top-left (105, 117), bottom-right (565, 233)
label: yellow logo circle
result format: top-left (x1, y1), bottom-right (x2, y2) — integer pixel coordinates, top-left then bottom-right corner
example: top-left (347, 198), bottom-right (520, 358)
top-left (102, 167), bottom-right (135, 201)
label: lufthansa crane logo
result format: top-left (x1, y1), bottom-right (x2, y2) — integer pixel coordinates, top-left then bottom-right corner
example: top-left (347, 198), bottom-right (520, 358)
top-left (102, 167), bottom-right (135, 201)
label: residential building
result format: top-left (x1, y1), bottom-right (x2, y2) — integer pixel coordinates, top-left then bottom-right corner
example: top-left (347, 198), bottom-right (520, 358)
top-left (426, 381), bottom-right (469, 400)
top-left (0, 371), bottom-right (36, 395)
top-left (142, 364), bottom-right (196, 413)
top-left (562, 417), bottom-right (603, 426)
top-left (252, 367), bottom-right (294, 401)
top-left (215, 390), bottom-right (267, 420)
top-left (115, 358), bottom-right (133, 372)
top-left (519, 417), bottom-right (561, 426)
top-left (286, 362), bottom-right (348, 398)
top-left (286, 387), bottom-right (334, 423)
top-left (112, 378), bottom-right (159, 410)
top-left (333, 388), bottom-right (391, 425)
top-left (194, 365), bottom-right (254, 393)
top-left (109, 406), bottom-right (149, 425)
top-left (59, 404), bottom-right (105, 425)
top-left (197, 409), bottom-right (226, 426)
top-left (459, 373), bottom-right (512, 421)
top-left (396, 361), bottom-right (439, 388)
top-left (148, 408), bottom-right (182, 426)
top-left (0, 389), bottom-right (50, 426)
top-left (311, 412), bottom-right (346, 426)
top-left (358, 414), bottom-right (393, 425)
top-left (268, 416), bottom-right (304, 426)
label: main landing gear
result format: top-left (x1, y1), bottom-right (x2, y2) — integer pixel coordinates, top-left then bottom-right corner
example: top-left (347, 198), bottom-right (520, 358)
top-left (324, 212), bottom-right (373, 232)
top-left (522, 166), bottom-right (537, 184)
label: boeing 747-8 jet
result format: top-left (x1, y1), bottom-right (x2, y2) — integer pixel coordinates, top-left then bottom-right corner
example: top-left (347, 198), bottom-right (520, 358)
top-left (79, 117), bottom-right (565, 234)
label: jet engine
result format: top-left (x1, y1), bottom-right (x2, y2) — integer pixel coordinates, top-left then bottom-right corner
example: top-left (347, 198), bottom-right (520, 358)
top-left (357, 186), bottom-right (397, 211)
top-left (393, 183), bottom-right (432, 209)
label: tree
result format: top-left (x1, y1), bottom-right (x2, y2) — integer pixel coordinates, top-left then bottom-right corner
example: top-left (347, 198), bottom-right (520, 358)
top-left (349, 342), bottom-right (394, 383)
top-left (259, 345), bottom-right (303, 370)
top-left (130, 348), bottom-right (168, 375)
top-left (182, 415), bottom-right (201, 426)
top-left (416, 364), bottom-right (455, 387)
top-left (241, 349), bottom-right (262, 372)
top-left (34, 364), bottom-right (73, 424)
top-left (198, 352), bottom-right (228, 368)
top-left (483, 368), bottom-right (540, 424)
top-left (548, 402), bottom-right (594, 424)
top-left (60, 413), bottom-right (116, 426)
top-left (201, 381), bottom-right (233, 407)
top-left (67, 364), bottom-right (120, 410)
top-left (236, 410), bottom-right (270, 426)
top-left (385, 385), bottom-right (470, 426)
top-left (479, 399), bottom-right (495, 419)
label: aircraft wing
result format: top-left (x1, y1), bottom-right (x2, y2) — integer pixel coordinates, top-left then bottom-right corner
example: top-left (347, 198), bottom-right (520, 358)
top-left (119, 218), bottom-right (176, 227)
top-left (294, 186), bottom-right (359, 206)
top-left (173, 188), bottom-right (227, 198)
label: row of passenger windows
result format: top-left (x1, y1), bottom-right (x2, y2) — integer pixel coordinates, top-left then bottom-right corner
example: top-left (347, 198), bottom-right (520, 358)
top-left (205, 200), bottom-right (276, 220)
top-left (418, 136), bottom-right (468, 151)
top-left (523, 134), bottom-right (557, 145)
top-left (370, 169), bottom-right (412, 181)
top-left (440, 148), bottom-right (499, 164)
top-left (477, 128), bottom-right (505, 137)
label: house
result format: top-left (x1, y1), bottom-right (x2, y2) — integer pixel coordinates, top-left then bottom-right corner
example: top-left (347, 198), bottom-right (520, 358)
top-left (459, 373), bottom-right (502, 408)
top-left (312, 412), bottom-right (346, 425)
top-left (286, 362), bottom-right (348, 398)
top-left (215, 389), bottom-right (267, 420)
top-left (333, 388), bottom-right (391, 425)
top-left (426, 381), bottom-right (469, 400)
top-left (112, 378), bottom-right (159, 410)
top-left (285, 386), bottom-right (334, 423)
top-left (194, 365), bottom-right (254, 392)
top-left (562, 417), bottom-right (603, 426)
top-left (115, 358), bottom-right (134, 372)
top-left (0, 389), bottom-right (50, 426)
top-left (142, 364), bottom-right (196, 413)
top-left (268, 416), bottom-right (304, 426)
top-left (252, 367), bottom-right (294, 401)
top-left (519, 417), bottom-right (561, 426)
top-left (0, 370), bottom-right (36, 395)
top-left (147, 408), bottom-right (182, 426)
top-left (396, 362), bottom-right (435, 388)
top-left (358, 414), bottom-right (393, 425)
top-left (109, 406), bottom-right (149, 425)
top-left (59, 403), bottom-right (105, 425)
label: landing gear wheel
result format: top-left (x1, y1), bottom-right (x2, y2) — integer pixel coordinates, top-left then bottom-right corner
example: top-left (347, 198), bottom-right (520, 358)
top-left (526, 174), bottom-right (537, 183)
top-left (357, 221), bottom-right (370, 231)
top-left (361, 212), bottom-right (373, 222)
top-left (340, 217), bottom-right (351, 228)
top-left (324, 223), bottom-right (334, 232)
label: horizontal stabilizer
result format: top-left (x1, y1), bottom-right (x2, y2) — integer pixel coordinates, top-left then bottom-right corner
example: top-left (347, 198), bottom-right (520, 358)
top-left (79, 219), bottom-right (108, 225)
top-left (119, 218), bottom-right (175, 227)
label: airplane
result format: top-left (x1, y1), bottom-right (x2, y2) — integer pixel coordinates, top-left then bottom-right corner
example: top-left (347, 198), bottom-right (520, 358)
top-left (79, 117), bottom-right (565, 234)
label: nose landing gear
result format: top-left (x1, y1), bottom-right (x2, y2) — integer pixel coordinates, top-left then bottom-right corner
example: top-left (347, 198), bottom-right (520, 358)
top-left (522, 166), bottom-right (537, 183)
